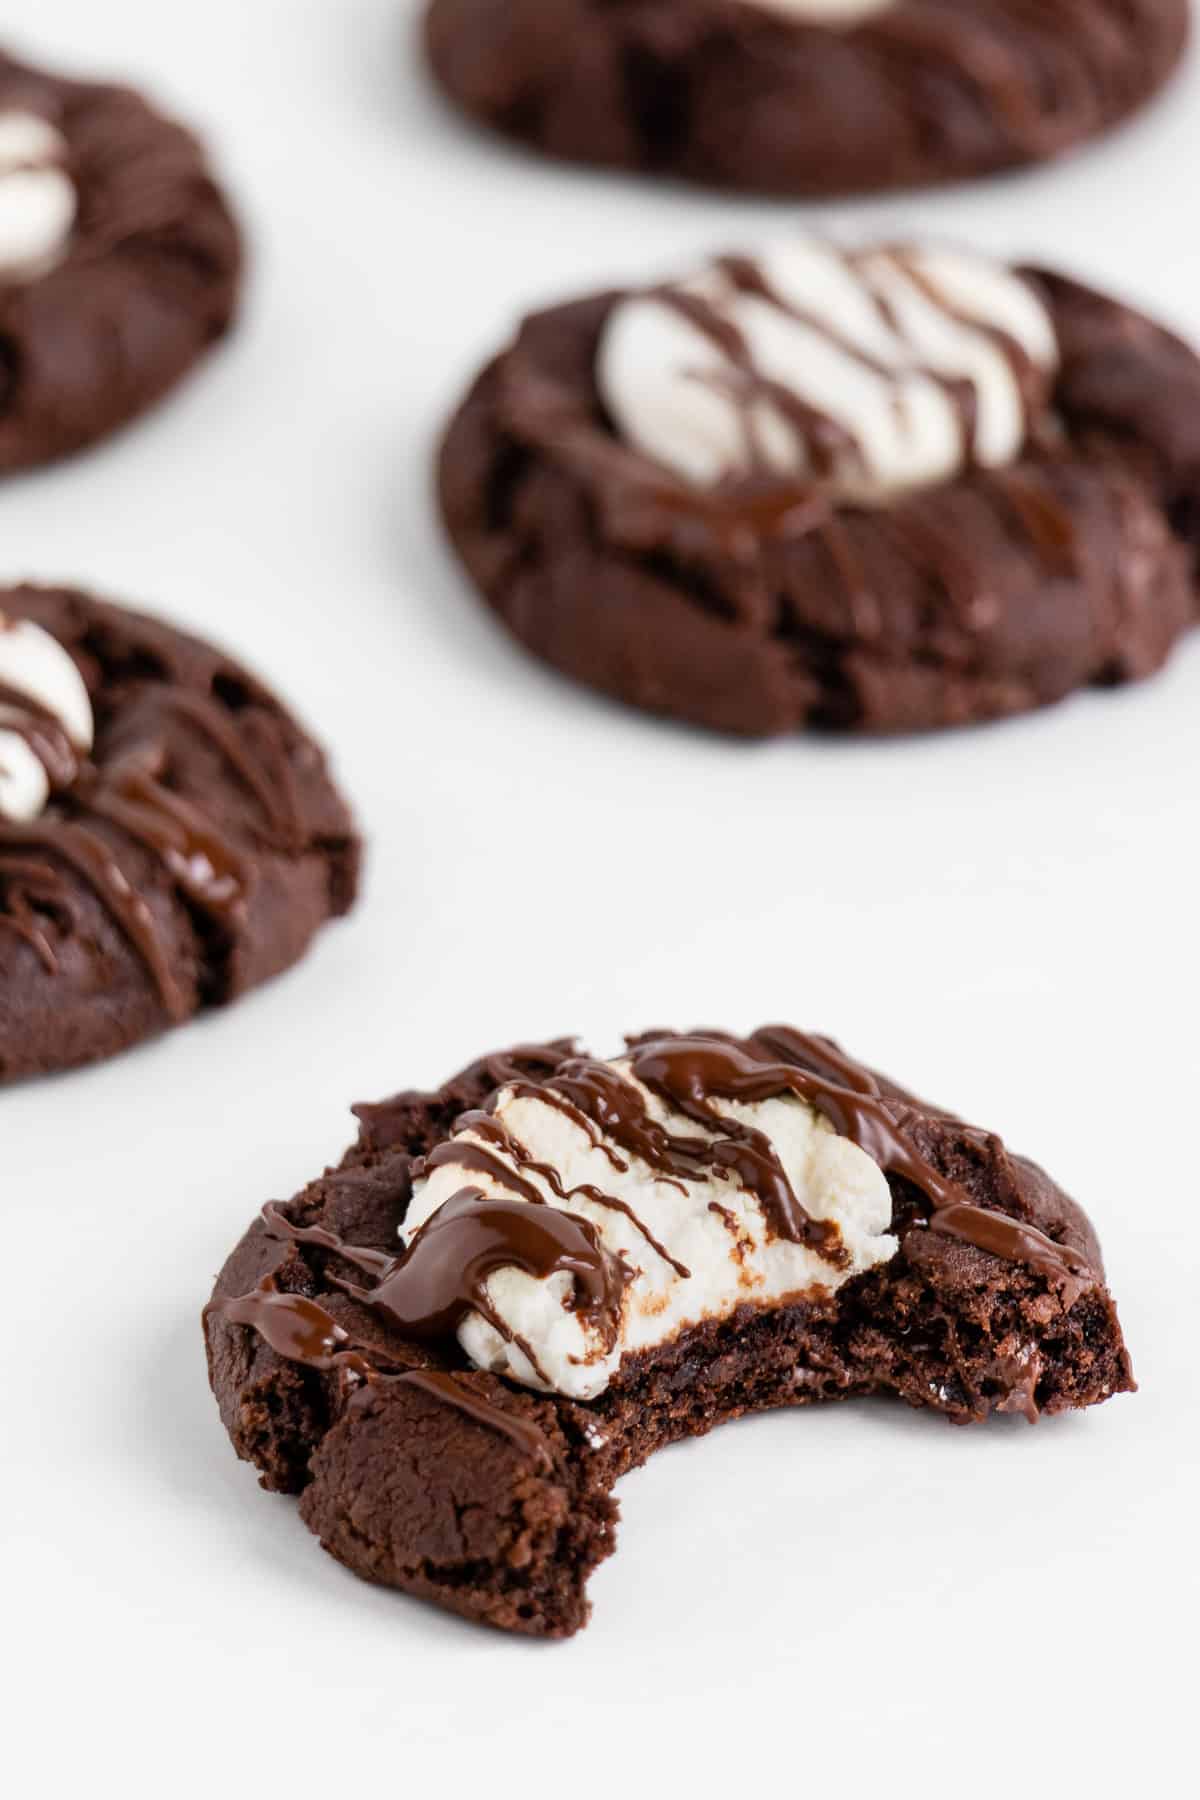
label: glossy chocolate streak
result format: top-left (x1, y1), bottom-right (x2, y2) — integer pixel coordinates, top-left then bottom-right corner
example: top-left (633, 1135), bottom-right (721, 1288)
top-left (734, 1028), bottom-right (1095, 1290)
top-left (656, 286), bottom-right (863, 482)
top-left (442, 1110), bottom-right (691, 1278)
top-left (883, 247), bottom-right (1043, 434)
top-left (546, 1055), bottom-right (845, 1261)
top-left (417, 1136), bottom-right (547, 1208)
top-left (990, 468), bottom-right (1081, 577)
top-left (0, 854), bottom-right (64, 970)
top-left (652, 248), bottom-right (1044, 497)
top-left (481, 1042), bottom-right (576, 1087)
top-left (926, 1201), bottom-right (1090, 1297)
top-left (206, 1264), bottom-right (554, 1467)
top-left (211, 1271), bottom-right (371, 1377)
top-left (0, 816), bottom-right (186, 1015)
top-left (0, 681), bottom-right (80, 791)
top-left (502, 1080), bottom-right (630, 1172)
top-left (153, 688), bottom-right (298, 841)
top-left (263, 1191), bottom-right (631, 1353)
top-left (0, 664), bottom-right (299, 1007)
top-left (88, 767), bottom-right (247, 928)
top-left (721, 252), bottom-right (981, 471)
top-left (357, 1367), bottom-right (554, 1469)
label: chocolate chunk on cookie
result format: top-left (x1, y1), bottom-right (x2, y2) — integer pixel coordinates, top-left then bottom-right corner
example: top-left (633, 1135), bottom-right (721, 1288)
top-left (206, 1029), bottom-right (1133, 1637)
top-left (423, 0), bottom-right (1188, 197)
top-left (438, 238), bottom-right (1200, 735)
top-left (0, 47), bottom-right (240, 471)
top-left (0, 585), bottom-right (359, 1080)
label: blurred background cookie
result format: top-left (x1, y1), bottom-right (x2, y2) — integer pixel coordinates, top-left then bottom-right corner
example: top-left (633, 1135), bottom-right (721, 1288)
top-left (438, 237), bottom-right (1200, 734)
top-left (423, 0), bottom-right (1189, 196)
top-left (0, 585), bottom-right (360, 1080)
top-left (0, 46), bottom-right (241, 472)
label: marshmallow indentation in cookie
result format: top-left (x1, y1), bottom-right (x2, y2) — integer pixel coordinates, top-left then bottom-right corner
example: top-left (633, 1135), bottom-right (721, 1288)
top-left (402, 1054), bottom-right (897, 1400)
top-left (0, 110), bottom-right (76, 283)
top-left (0, 615), bottom-right (93, 823)
top-left (597, 239), bottom-right (1059, 503)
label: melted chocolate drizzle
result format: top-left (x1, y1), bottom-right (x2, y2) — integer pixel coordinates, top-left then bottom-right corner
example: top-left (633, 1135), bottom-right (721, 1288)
top-left (544, 1053), bottom-right (847, 1262)
top-left (205, 1254), bottom-right (555, 1468)
top-left (431, 1111), bottom-right (692, 1278)
top-left (0, 816), bottom-right (187, 1015)
top-left (88, 763), bottom-right (248, 930)
top-left (0, 680), bottom-right (80, 792)
top-left (215, 1028), bottom-right (1096, 1415)
top-left (727, 1026), bottom-right (1095, 1293)
top-left (499, 1030), bottom-right (1093, 1294)
top-left (0, 642), bottom-right (302, 1014)
top-left (246, 1183), bottom-right (632, 1399)
top-left (0, 854), bottom-right (68, 971)
top-left (653, 246), bottom-right (1044, 498)
top-left (607, 247), bottom-right (1082, 646)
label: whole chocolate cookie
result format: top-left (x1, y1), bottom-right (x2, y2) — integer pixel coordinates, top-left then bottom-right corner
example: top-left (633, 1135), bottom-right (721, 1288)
top-left (206, 1028), bottom-right (1133, 1637)
top-left (423, 0), bottom-right (1189, 196)
top-left (0, 586), bottom-right (360, 1080)
top-left (439, 238), bottom-right (1200, 735)
top-left (0, 48), bottom-right (240, 472)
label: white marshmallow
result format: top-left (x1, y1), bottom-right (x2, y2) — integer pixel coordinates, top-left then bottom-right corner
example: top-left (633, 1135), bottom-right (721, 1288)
top-left (597, 238), bottom-right (1058, 505)
top-left (402, 1056), bottom-right (898, 1400)
top-left (0, 615), bottom-right (93, 822)
top-left (0, 729), bottom-right (50, 823)
top-left (0, 110), bottom-right (75, 283)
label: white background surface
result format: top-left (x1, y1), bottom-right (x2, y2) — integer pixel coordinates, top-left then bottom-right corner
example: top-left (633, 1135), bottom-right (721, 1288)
top-left (4, 2), bottom-right (1197, 1792)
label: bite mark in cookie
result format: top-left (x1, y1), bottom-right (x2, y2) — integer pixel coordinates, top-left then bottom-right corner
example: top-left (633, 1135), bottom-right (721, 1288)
top-left (206, 1030), bottom-right (1131, 1636)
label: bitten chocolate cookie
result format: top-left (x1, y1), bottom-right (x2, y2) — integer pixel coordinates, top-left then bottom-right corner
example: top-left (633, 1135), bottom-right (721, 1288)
top-left (439, 238), bottom-right (1200, 735)
top-left (0, 586), bottom-right (359, 1080)
top-left (206, 1028), bottom-right (1133, 1637)
top-left (424, 0), bottom-right (1189, 197)
top-left (0, 48), bottom-right (240, 471)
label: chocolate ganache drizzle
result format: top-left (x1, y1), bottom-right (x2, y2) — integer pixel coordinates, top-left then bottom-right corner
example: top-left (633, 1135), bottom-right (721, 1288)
top-left (208, 1254), bottom-right (555, 1468)
top-left (205, 1194), bottom-right (613, 1465)
top-left (628, 1029), bottom-right (1094, 1290)
top-left (215, 1030), bottom-right (1096, 1418)
top-left (0, 612), bottom-right (303, 1013)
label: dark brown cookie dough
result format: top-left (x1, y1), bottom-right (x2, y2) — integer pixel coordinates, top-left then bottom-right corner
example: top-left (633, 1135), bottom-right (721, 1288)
top-left (423, 0), bottom-right (1189, 197)
top-left (0, 585), bottom-right (360, 1081)
top-left (0, 47), bottom-right (241, 472)
top-left (206, 1031), bottom-right (1133, 1638)
top-left (437, 251), bottom-right (1200, 736)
